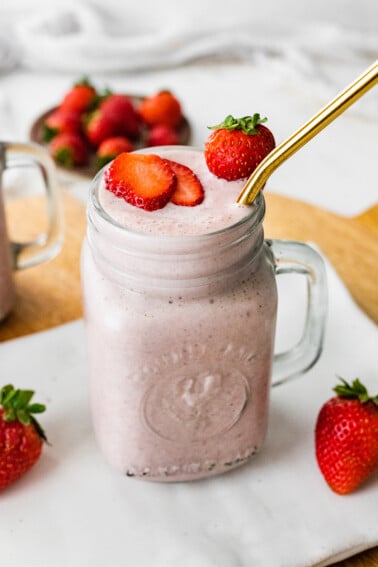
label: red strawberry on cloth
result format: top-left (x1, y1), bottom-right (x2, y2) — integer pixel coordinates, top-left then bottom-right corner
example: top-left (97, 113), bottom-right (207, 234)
top-left (315, 378), bottom-right (378, 495)
top-left (204, 114), bottom-right (275, 181)
top-left (0, 384), bottom-right (48, 491)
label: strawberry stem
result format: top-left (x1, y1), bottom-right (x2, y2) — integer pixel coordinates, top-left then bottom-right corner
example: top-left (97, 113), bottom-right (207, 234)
top-left (96, 154), bottom-right (114, 169)
top-left (334, 377), bottom-right (378, 406)
top-left (42, 124), bottom-right (58, 143)
top-left (0, 384), bottom-right (48, 442)
top-left (208, 114), bottom-right (268, 135)
top-left (54, 147), bottom-right (74, 167)
top-left (74, 76), bottom-right (93, 87)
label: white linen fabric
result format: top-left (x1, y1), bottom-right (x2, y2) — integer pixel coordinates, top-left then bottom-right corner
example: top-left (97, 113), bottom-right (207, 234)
top-left (0, 255), bottom-right (377, 567)
top-left (0, 0), bottom-right (377, 76)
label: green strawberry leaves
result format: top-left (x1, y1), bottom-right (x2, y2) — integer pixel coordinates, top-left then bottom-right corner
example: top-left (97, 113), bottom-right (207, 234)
top-left (42, 124), bottom-right (59, 143)
top-left (0, 384), bottom-right (48, 441)
top-left (208, 114), bottom-right (268, 135)
top-left (334, 377), bottom-right (378, 406)
top-left (54, 147), bottom-right (74, 167)
top-left (74, 75), bottom-right (94, 88)
top-left (96, 154), bottom-right (114, 170)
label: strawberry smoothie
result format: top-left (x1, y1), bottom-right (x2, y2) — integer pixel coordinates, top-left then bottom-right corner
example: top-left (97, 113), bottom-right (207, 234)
top-left (81, 147), bottom-right (278, 481)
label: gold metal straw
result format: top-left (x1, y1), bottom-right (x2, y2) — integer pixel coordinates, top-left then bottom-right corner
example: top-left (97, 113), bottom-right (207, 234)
top-left (237, 60), bottom-right (378, 205)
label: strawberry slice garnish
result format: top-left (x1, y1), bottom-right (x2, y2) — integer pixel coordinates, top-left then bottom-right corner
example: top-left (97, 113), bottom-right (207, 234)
top-left (163, 159), bottom-right (204, 207)
top-left (105, 153), bottom-right (177, 211)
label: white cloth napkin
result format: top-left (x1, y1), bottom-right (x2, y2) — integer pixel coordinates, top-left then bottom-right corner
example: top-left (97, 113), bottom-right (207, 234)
top-left (0, 1), bottom-right (377, 84)
top-left (0, 254), bottom-right (377, 567)
top-left (0, 0), bottom-right (376, 142)
top-left (14, 6), bottom-right (378, 75)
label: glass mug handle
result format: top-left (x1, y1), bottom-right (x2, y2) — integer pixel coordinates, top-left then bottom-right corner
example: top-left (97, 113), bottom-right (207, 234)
top-left (268, 239), bottom-right (327, 387)
top-left (1, 142), bottom-right (63, 269)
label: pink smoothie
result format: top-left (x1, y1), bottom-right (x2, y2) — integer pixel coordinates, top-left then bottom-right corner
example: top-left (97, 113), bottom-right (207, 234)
top-left (99, 147), bottom-right (249, 235)
top-left (0, 193), bottom-right (15, 321)
top-left (82, 147), bottom-right (277, 481)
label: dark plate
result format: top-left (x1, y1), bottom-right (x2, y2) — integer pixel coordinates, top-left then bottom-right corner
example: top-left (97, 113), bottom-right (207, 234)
top-left (29, 95), bottom-right (191, 179)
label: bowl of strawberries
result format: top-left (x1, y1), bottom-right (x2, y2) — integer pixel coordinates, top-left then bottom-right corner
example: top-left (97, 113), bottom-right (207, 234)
top-left (29, 78), bottom-right (191, 177)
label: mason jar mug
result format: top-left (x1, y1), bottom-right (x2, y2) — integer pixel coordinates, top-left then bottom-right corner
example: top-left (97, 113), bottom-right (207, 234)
top-left (81, 150), bottom-right (327, 482)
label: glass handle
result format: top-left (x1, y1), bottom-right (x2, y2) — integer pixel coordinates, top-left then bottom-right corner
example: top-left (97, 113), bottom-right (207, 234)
top-left (268, 239), bottom-right (327, 387)
top-left (1, 142), bottom-right (64, 269)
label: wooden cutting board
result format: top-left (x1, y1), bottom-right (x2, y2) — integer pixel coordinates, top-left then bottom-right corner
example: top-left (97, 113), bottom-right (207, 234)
top-left (0, 189), bottom-right (377, 344)
top-left (0, 191), bottom-right (86, 342)
top-left (264, 192), bottom-right (378, 324)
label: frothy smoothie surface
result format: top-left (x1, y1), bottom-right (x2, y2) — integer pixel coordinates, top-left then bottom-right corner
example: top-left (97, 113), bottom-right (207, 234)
top-left (98, 148), bottom-right (251, 236)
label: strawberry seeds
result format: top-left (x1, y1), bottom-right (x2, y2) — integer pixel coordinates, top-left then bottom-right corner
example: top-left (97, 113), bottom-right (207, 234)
top-left (105, 152), bottom-right (204, 211)
top-left (104, 113), bottom-right (276, 212)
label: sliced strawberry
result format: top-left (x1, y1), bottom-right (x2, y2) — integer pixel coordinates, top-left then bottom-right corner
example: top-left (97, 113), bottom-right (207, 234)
top-left (105, 153), bottom-right (177, 211)
top-left (163, 159), bottom-right (204, 207)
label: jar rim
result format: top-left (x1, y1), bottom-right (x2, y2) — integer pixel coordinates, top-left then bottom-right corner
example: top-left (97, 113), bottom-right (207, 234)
top-left (89, 146), bottom-right (265, 243)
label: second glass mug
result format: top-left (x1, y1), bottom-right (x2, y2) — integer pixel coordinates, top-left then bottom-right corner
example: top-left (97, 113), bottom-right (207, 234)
top-left (81, 146), bottom-right (327, 482)
top-left (0, 142), bottom-right (63, 321)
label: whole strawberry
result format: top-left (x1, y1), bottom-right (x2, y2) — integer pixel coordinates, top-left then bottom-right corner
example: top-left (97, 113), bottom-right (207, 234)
top-left (139, 90), bottom-right (183, 128)
top-left (204, 114), bottom-right (275, 181)
top-left (315, 378), bottom-right (378, 495)
top-left (100, 94), bottom-right (141, 140)
top-left (0, 384), bottom-right (47, 491)
top-left (59, 77), bottom-right (97, 114)
top-left (85, 109), bottom-right (119, 147)
top-left (146, 124), bottom-right (179, 147)
top-left (50, 132), bottom-right (88, 167)
top-left (96, 136), bottom-right (133, 169)
top-left (42, 109), bottom-right (82, 142)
